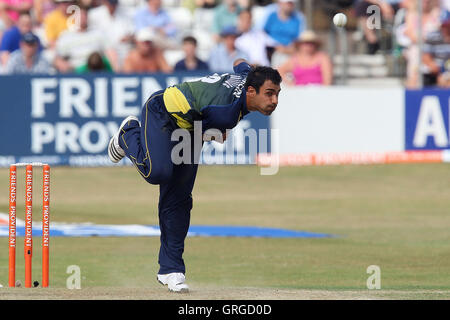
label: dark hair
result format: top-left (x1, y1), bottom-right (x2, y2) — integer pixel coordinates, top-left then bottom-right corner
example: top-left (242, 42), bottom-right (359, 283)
top-left (182, 36), bottom-right (197, 46)
top-left (18, 12), bottom-right (31, 18)
top-left (87, 52), bottom-right (106, 71)
top-left (244, 66), bottom-right (282, 93)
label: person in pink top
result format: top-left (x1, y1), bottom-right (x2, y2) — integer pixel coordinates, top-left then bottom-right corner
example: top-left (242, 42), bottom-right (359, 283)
top-left (0, 0), bottom-right (33, 27)
top-left (278, 30), bottom-right (333, 86)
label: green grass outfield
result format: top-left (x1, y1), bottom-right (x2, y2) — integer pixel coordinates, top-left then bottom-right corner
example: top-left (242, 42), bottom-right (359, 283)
top-left (0, 164), bottom-right (449, 299)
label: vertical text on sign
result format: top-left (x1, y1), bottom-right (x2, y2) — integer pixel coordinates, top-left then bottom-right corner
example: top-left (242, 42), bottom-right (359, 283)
top-left (9, 167), bottom-right (16, 248)
top-left (42, 165), bottom-right (50, 287)
top-left (25, 165), bottom-right (33, 288)
top-left (42, 167), bottom-right (50, 247)
top-left (25, 167), bottom-right (33, 249)
top-left (9, 165), bottom-right (17, 287)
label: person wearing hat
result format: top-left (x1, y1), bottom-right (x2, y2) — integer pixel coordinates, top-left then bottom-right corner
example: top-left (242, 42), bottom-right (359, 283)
top-left (122, 28), bottom-right (172, 73)
top-left (5, 31), bottom-right (51, 74)
top-left (422, 18), bottom-right (450, 87)
top-left (277, 30), bottom-right (333, 86)
top-left (208, 25), bottom-right (249, 72)
top-left (0, 12), bottom-right (38, 66)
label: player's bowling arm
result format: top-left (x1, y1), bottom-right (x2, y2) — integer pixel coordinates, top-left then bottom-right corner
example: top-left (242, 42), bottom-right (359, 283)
top-left (233, 58), bottom-right (247, 67)
top-left (233, 60), bottom-right (251, 74)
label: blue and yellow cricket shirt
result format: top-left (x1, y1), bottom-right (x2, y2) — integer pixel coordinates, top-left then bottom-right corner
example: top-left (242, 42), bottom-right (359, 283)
top-left (163, 62), bottom-right (251, 132)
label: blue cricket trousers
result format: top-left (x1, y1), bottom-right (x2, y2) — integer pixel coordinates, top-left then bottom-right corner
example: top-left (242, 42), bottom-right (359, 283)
top-left (119, 90), bottom-right (200, 275)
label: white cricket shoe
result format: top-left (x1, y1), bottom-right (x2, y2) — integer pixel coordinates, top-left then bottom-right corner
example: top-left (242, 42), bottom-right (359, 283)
top-left (108, 116), bottom-right (140, 163)
top-left (157, 273), bottom-right (189, 293)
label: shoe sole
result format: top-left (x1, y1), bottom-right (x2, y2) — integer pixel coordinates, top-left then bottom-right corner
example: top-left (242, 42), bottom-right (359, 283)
top-left (108, 135), bottom-right (123, 163)
top-left (157, 277), bottom-right (189, 293)
top-left (108, 116), bottom-right (140, 163)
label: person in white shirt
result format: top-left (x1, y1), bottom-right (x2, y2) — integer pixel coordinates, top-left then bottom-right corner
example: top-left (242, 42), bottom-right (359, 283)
top-left (208, 25), bottom-right (249, 72)
top-left (54, 7), bottom-right (106, 72)
top-left (88, 0), bottom-right (135, 70)
top-left (235, 9), bottom-right (274, 66)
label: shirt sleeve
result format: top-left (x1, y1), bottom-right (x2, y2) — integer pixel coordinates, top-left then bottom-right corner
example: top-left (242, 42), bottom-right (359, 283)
top-left (162, 11), bottom-right (177, 38)
top-left (208, 47), bottom-right (220, 71)
top-left (233, 61), bottom-right (251, 75)
top-left (134, 10), bottom-right (146, 31)
top-left (5, 52), bottom-right (17, 74)
top-left (263, 13), bottom-right (272, 34)
top-left (55, 34), bottom-right (70, 58)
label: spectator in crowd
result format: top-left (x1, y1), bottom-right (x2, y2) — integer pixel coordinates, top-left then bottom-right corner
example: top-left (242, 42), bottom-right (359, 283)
top-left (0, 0), bottom-right (33, 28)
top-left (88, 0), bottom-right (135, 70)
top-left (402, 0), bottom-right (441, 88)
top-left (0, 12), bottom-right (35, 65)
top-left (212, 0), bottom-right (241, 41)
top-left (263, 0), bottom-right (305, 53)
top-left (79, 0), bottom-right (94, 8)
top-left (208, 25), bottom-right (249, 72)
top-left (194, 0), bottom-right (217, 9)
top-left (34, 0), bottom-right (57, 24)
top-left (278, 30), bottom-right (333, 86)
top-left (355, 0), bottom-right (403, 54)
top-left (174, 35), bottom-right (209, 71)
top-left (422, 18), bottom-right (450, 87)
top-left (122, 28), bottom-right (172, 73)
top-left (54, 8), bottom-right (106, 72)
top-left (442, 0), bottom-right (450, 20)
top-left (134, 0), bottom-right (176, 38)
top-left (235, 8), bottom-right (273, 66)
top-left (6, 32), bottom-right (52, 74)
top-left (75, 51), bottom-right (113, 73)
top-left (254, 0), bottom-right (272, 5)
top-left (43, 0), bottom-right (75, 48)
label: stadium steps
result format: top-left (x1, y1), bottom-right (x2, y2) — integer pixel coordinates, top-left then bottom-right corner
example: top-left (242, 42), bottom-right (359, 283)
top-left (333, 54), bottom-right (390, 78)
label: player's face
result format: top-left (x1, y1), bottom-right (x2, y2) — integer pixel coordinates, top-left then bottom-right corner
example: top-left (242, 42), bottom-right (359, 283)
top-left (249, 80), bottom-right (281, 116)
top-left (182, 41), bottom-right (196, 57)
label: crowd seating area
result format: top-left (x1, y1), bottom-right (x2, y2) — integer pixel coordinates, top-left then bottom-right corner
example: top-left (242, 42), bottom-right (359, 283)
top-left (0, 0), bottom-right (448, 88)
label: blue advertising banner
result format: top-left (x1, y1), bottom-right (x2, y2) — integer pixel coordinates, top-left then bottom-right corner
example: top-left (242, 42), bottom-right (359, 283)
top-left (405, 89), bottom-right (450, 151)
top-left (0, 73), bottom-right (271, 167)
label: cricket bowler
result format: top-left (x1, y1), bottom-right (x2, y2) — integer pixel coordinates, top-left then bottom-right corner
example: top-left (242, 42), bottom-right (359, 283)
top-left (108, 59), bottom-right (281, 292)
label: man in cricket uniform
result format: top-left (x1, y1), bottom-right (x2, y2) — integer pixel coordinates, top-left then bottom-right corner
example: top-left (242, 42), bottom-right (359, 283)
top-left (108, 59), bottom-right (281, 292)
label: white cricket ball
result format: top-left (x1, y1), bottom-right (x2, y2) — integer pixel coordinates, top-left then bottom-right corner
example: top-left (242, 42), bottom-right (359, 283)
top-left (333, 13), bottom-right (347, 28)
